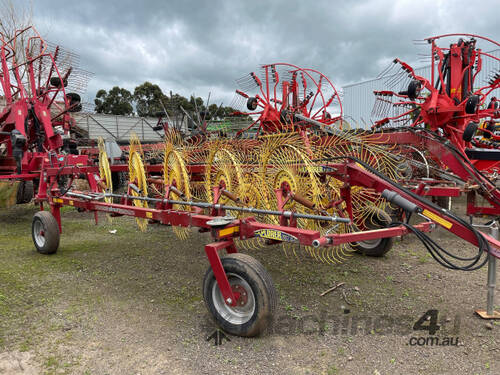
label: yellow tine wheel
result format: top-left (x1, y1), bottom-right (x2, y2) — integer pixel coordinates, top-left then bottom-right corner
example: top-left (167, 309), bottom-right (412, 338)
top-left (258, 135), bottom-right (326, 259)
top-left (129, 135), bottom-right (149, 231)
top-left (98, 138), bottom-right (113, 203)
top-left (164, 142), bottom-right (192, 239)
top-left (259, 137), bottom-right (323, 227)
top-left (204, 142), bottom-right (244, 205)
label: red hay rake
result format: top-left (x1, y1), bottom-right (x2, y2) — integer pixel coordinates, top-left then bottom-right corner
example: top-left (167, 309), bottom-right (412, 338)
top-left (231, 63), bottom-right (343, 137)
top-left (1, 29), bottom-right (500, 336)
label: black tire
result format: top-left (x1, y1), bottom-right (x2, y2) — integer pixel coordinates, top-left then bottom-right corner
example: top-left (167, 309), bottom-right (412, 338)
top-left (16, 180), bottom-right (34, 204)
top-left (66, 92), bottom-right (81, 102)
top-left (435, 196), bottom-right (451, 210)
top-left (50, 76), bottom-right (68, 88)
top-left (465, 95), bottom-right (479, 114)
top-left (69, 142), bottom-right (79, 155)
top-left (350, 209), bottom-right (394, 257)
top-left (66, 93), bottom-right (82, 113)
top-left (32, 211), bottom-right (60, 255)
top-left (22, 180), bottom-right (33, 203)
top-left (407, 80), bottom-right (422, 100)
top-left (16, 181), bottom-right (25, 204)
top-left (71, 103), bottom-right (83, 113)
top-left (246, 97), bottom-right (258, 111)
top-left (463, 122), bottom-right (478, 142)
top-left (203, 253), bottom-right (277, 337)
top-left (154, 110), bottom-right (167, 117)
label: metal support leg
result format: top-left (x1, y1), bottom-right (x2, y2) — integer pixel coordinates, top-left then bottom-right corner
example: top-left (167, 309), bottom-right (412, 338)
top-left (204, 241), bottom-right (238, 307)
top-left (486, 252), bottom-right (497, 316)
top-left (51, 204), bottom-right (62, 234)
top-left (475, 222), bottom-right (500, 319)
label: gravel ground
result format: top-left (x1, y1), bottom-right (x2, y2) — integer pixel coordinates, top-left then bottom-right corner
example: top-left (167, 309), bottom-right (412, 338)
top-left (0, 203), bottom-right (498, 374)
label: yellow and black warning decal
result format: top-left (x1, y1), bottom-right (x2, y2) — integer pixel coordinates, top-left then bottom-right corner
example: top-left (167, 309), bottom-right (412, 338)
top-left (218, 226), bottom-right (239, 237)
top-left (421, 209), bottom-right (453, 229)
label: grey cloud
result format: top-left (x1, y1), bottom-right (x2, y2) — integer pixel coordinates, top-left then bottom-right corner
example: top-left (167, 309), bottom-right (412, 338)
top-left (24, 0), bottom-right (500, 105)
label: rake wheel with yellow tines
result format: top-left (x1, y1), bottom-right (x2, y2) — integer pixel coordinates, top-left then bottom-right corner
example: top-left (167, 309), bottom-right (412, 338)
top-left (204, 141), bottom-right (246, 205)
top-left (98, 138), bottom-right (115, 223)
top-left (164, 140), bottom-right (193, 239)
top-left (202, 139), bottom-right (270, 250)
top-left (310, 130), bottom-right (405, 249)
top-left (257, 133), bottom-right (350, 263)
top-left (98, 138), bottom-right (113, 203)
top-left (129, 134), bottom-right (149, 231)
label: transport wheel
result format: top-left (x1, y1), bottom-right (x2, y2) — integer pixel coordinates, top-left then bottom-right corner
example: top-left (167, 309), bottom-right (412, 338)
top-left (16, 180), bottom-right (33, 204)
top-left (350, 209), bottom-right (393, 257)
top-left (32, 211), bottom-right (60, 254)
top-left (407, 80), bottom-right (422, 100)
top-left (465, 95), bottom-right (479, 114)
top-left (49, 76), bottom-right (68, 88)
top-left (463, 122), bottom-right (478, 142)
top-left (22, 180), bottom-right (34, 203)
top-left (16, 181), bottom-right (24, 204)
top-left (66, 93), bottom-right (82, 112)
top-left (246, 97), bottom-right (258, 111)
top-left (435, 196), bottom-right (451, 210)
top-left (203, 253), bottom-right (277, 337)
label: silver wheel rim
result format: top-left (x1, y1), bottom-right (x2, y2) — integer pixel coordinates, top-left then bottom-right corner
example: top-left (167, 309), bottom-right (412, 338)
top-left (355, 219), bottom-right (383, 249)
top-left (33, 220), bottom-right (46, 248)
top-left (358, 237), bottom-right (382, 249)
top-left (212, 273), bottom-right (255, 325)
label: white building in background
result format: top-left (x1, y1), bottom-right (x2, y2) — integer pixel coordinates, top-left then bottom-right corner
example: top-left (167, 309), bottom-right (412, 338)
top-left (342, 50), bottom-right (500, 129)
top-left (72, 113), bottom-right (166, 143)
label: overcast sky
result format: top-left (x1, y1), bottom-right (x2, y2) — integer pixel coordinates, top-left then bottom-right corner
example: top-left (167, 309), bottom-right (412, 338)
top-left (22, 0), bottom-right (500, 105)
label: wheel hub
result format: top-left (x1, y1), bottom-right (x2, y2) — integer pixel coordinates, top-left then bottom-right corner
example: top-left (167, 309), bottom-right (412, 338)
top-left (232, 284), bottom-right (248, 306)
top-left (211, 273), bottom-right (256, 325)
top-left (33, 220), bottom-right (46, 247)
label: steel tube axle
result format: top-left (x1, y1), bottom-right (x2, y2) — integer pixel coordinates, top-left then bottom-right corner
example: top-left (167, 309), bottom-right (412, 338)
top-left (65, 191), bottom-right (351, 223)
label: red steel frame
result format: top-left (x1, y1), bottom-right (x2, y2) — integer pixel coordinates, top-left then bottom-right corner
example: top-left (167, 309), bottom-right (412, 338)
top-left (35, 156), bottom-right (500, 309)
top-left (367, 129), bottom-right (500, 216)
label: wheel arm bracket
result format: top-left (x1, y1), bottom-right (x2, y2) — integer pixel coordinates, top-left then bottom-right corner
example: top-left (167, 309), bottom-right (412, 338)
top-left (204, 240), bottom-right (238, 307)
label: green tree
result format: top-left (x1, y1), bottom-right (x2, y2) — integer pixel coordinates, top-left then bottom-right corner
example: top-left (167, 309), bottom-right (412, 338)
top-left (94, 87), bottom-right (133, 115)
top-left (133, 82), bottom-right (165, 117)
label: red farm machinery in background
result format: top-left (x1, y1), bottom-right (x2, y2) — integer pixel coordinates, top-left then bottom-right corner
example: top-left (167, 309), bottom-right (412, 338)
top-left (0, 26), bottom-right (88, 205)
top-left (369, 34), bottom-right (500, 217)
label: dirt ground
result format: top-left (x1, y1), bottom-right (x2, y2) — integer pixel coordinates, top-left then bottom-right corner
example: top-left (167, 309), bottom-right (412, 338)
top-left (0, 202), bottom-right (498, 374)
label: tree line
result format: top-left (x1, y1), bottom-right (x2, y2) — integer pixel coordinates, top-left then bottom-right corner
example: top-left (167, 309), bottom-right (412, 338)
top-left (94, 81), bottom-right (239, 121)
